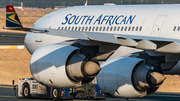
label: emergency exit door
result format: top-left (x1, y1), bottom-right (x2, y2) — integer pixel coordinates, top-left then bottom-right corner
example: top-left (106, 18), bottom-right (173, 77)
top-left (152, 15), bottom-right (167, 37)
top-left (35, 34), bottom-right (42, 42)
top-left (35, 16), bottom-right (50, 42)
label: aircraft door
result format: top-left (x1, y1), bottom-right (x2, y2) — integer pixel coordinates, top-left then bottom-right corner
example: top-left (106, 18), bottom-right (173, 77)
top-left (151, 15), bottom-right (167, 37)
top-left (35, 16), bottom-right (51, 42)
top-left (35, 34), bottom-right (42, 42)
top-left (35, 16), bottom-right (51, 47)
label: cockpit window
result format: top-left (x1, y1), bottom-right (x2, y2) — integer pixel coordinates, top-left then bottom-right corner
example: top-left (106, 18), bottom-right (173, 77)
top-left (32, 24), bottom-right (35, 27)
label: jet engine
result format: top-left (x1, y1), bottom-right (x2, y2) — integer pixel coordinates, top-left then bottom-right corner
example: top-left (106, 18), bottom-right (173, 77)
top-left (30, 44), bottom-right (101, 88)
top-left (97, 57), bottom-right (165, 98)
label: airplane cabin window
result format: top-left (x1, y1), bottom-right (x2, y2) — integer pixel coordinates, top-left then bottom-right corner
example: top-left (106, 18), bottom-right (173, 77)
top-left (110, 27), bottom-right (113, 31)
top-left (121, 27), bottom-right (124, 31)
top-left (103, 27), bottom-right (106, 31)
top-left (72, 27), bottom-right (74, 31)
top-left (61, 27), bottom-right (64, 30)
top-left (78, 27), bottom-right (81, 31)
top-left (82, 27), bottom-right (84, 31)
top-left (106, 27), bottom-right (109, 31)
top-left (99, 27), bottom-right (102, 31)
top-left (65, 27), bottom-right (67, 30)
top-left (174, 26), bottom-right (176, 31)
top-left (114, 27), bottom-right (116, 31)
top-left (132, 26), bottom-right (135, 31)
top-left (75, 27), bottom-right (77, 31)
top-left (96, 27), bottom-right (98, 31)
top-left (136, 27), bottom-right (138, 31)
top-left (58, 27), bottom-right (60, 29)
top-left (128, 27), bottom-right (131, 31)
top-left (124, 26), bottom-right (127, 31)
top-left (68, 27), bottom-right (71, 30)
top-left (178, 26), bottom-right (180, 31)
top-left (89, 27), bottom-right (91, 31)
top-left (117, 27), bottom-right (120, 31)
top-left (92, 27), bottom-right (95, 31)
top-left (139, 26), bottom-right (142, 31)
top-left (85, 27), bottom-right (88, 31)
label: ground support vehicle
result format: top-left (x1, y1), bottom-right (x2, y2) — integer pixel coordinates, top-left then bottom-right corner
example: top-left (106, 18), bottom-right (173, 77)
top-left (17, 78), bottom-right (105, 100)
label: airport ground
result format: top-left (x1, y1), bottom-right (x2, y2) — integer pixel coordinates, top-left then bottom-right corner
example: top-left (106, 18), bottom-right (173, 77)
top-left (0, 32), bottom-right (32, 85)
top-left (1, 85), bottom-right (180, 101)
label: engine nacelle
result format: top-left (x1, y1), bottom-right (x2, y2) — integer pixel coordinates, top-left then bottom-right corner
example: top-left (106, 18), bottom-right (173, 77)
top-left (30, 44), bottom-right (101, 88)
top-left (97, 57), bottom-right (165, 98)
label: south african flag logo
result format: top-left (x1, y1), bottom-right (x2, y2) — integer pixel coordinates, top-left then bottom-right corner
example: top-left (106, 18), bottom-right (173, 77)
top-left (6, 5), bottom-right (22, 27)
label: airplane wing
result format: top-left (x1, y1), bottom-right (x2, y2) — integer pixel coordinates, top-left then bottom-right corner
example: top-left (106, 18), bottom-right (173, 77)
top-left (4, 5), bottom-right (180, 53)
top-left (44, 29), bottom-right (180, 53)
top-left (5, 25), bottom-right (180, 53)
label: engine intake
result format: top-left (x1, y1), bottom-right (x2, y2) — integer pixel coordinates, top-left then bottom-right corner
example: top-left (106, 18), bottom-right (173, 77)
top-left (97, 57), bottom-right (165, 98)
top-left (30, 44), bottom-right (100, 88)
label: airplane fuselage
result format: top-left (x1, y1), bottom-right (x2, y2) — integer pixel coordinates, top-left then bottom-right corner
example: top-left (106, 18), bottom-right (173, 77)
top-left (25, 4), bottom-right (180, 54)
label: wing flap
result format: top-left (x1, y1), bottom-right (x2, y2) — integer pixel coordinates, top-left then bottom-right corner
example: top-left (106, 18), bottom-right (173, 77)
top-left (118, 38), bottom-right (138, 46)
top-left (84, 32), bottom-right (121, 44)
top-left (116, 34), bottom-right (180, 53)
top-left (156, 42), bottom-right (180, 53)
top-left (135, 40), bottom-right (157, 50)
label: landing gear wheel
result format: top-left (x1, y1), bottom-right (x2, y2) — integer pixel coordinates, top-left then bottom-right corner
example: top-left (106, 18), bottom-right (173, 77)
top-left (22, 84), bottom-right (31, 99)
top-left (52, 88), bottom-right (60, 100)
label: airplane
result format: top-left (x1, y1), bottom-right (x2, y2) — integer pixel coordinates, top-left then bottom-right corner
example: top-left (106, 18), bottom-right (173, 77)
top-left (3, 4), bottom-right (180, 99)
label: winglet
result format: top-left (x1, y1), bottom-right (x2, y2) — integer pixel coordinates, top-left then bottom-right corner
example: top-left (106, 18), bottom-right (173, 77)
top-left (6, 5), bottom-right (22, 27)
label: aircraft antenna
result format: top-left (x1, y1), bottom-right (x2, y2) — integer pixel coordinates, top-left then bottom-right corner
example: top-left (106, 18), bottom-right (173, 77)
top-left (85, 0), bottom-right (88, 6)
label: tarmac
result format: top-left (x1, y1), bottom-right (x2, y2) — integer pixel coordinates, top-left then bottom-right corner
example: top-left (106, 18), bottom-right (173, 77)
top-left (0, 85), bottom-right (180, 101)
top-left (0, 32), bottom-right (26, 45)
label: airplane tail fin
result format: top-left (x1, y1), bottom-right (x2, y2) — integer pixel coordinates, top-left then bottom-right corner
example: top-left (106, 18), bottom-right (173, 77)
top-left (6, 5), bottom-right (22, 27)
top-left (4, 5), bottom-right (47, 33)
